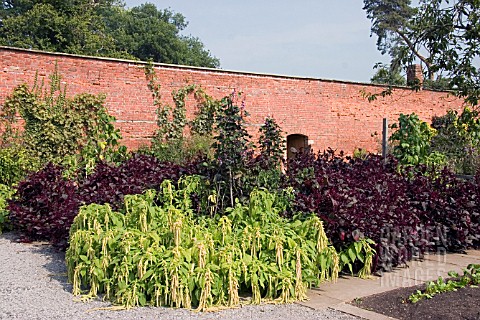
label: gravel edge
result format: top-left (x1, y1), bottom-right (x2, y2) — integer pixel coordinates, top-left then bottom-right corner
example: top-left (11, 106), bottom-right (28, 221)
top-left (0, 231), bottom-right (360, 320)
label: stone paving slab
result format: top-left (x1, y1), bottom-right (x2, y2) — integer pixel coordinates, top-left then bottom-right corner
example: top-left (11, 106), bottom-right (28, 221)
top-left (300, 251), bottom-right (480, 320)
top-left (334, 303), bottom-right (397, 320)
top-left (307, 276), bottom-right (391, 301)
top-left (389, 261), bottom-right (457, 285)
top-left (422, 252), bottom-right (480, 267)
top-left (297, 294), bottom-right (343, 310)
top-left (465, 250), bottom-right (480, 257)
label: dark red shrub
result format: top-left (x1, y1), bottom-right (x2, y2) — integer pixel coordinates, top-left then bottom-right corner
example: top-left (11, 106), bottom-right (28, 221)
top-left (8, 163), bottom-right (80, 248)
top-left (8, 154), bottom-right (201, 248)
top-left (408, 167), bottom-right (480, 252)
top-left (286, 150), bottom-right (480, 273)
top-left (79, 154), bottom-right (200, 209)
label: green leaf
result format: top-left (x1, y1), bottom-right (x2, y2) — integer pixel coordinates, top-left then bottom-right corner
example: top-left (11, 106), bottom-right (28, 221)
top-left (340, 253), bottom-right (350, 265)
top-left (287, 238), bottom-right (296, 249)
top-left (348, 248), bottom-right (356, 263)
top-left (93, 268), bottom-right (104, 280)
top-left (183, 248), bottom-right (192, 263)
top-left (354, 242), bottom-right (362, 255)
top-left (357, 252), bottom-right (365, 263)
top-left (138, 294), bottom-right (147, 306)
top-left (319, 255), bottom-right (327, 271)
top-left (141, 269), bottom-right (154, 281)
top-left (243, 254), bottom-right (253, 265)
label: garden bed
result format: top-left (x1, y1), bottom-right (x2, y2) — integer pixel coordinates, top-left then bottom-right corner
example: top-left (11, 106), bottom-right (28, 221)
top-left (352, 283), bottom-right (480, 320)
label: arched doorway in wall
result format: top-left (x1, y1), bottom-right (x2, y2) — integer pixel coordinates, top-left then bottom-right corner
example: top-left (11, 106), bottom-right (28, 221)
top-left (287, 134), bottom-right (309, 160)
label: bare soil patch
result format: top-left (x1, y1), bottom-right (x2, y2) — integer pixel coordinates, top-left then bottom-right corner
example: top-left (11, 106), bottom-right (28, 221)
top-left (352, 283), bottom-right (480, 320)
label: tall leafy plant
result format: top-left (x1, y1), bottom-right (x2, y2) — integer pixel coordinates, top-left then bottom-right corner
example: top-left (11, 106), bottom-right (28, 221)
top-left (212, 95), bottom-right (253, 208)
top-left (238, 117), bottom-right (286, 201)
top-left (389, 113), bottom-right (445, 169)
top-left (0, 184), bottom-right (15, 234)
top-left (257, 117), bottom-right (286, 169)
top-left (431, 107), bottom-right (480, 175)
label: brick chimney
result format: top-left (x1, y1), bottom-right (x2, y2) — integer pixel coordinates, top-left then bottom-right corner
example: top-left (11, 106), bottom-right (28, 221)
top-left (407, 64), bottom-right (423, 87)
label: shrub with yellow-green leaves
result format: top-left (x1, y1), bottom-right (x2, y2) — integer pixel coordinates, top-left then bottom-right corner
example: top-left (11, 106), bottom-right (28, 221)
top-left (0, 184), bottom-right (15, 234)
top-left (66, 176), bottom-right (374, 310)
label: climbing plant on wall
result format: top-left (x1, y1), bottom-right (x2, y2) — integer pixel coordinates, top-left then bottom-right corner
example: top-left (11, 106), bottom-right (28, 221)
top-left (143, 62), bottom-right (220, 163)
top-left (0, 66), bottom-right (127, 171)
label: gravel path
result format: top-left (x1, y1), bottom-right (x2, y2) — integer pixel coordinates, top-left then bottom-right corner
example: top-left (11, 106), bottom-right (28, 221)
top-left (0, 232), bottom-right (360, 320)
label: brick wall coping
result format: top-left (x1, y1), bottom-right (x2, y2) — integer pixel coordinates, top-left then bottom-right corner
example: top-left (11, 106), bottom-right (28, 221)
top-left (1, 45), bottom-right (444, 92)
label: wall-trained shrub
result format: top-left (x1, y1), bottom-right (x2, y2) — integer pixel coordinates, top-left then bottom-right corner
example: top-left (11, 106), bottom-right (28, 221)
top-left (66, 177), bottom-right (373, 310)
top-left (0, 68), bottom-right (130, 183)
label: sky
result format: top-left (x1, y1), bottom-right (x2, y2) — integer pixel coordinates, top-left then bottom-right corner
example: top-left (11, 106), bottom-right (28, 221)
top-left (124, 1), bottom-right (389, 83)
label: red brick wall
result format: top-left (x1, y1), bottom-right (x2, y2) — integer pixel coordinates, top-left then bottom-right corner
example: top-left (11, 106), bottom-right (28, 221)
top-left (0, 47), bottom-right (464, 153)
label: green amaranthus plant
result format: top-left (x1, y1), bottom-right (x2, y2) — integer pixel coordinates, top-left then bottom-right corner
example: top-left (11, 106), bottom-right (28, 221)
top-left (66, 176), bottom-right (373, 310)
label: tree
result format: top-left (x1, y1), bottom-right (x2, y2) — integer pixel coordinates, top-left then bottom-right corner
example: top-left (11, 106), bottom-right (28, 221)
top-left (0, 1), bottom-right (219, 68)
top-left (103, 3), bottom-right (219, 67)
top-left (370, 62), bottom-right (406, 86)
top-left (364, 0), bottom-right (480, 104)
top-left (363, 1), bottom-right (427, 75)
top-left (0, 0), bottom-right (118, 56)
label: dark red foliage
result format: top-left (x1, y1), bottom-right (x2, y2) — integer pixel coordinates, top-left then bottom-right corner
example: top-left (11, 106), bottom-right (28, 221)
top-left (286, 149), bottom-right (480, 273)
top-left (79, 154), bottom-right (199, 210)
top-left (8, 154), bottom-right (200, 248)
top-left (8, 164), bottom-right (80, 248)
top-left (407, 167), bottom-right (480, 252)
